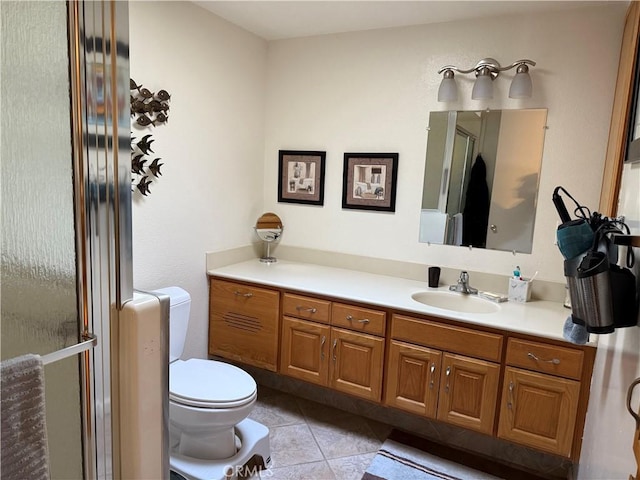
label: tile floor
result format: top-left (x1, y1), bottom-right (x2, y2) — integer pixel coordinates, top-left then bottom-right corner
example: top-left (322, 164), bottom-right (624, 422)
top-left (248, 385), bottom-right (392, 480)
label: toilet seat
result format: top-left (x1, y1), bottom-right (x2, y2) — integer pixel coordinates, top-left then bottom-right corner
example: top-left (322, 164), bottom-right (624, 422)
top-left (170, 359), bottom-right (257, 409)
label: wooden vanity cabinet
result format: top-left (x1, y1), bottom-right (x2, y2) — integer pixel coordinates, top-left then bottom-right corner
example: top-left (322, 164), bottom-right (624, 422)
top-left (497, 338), bottom-right (584, 457)
top-left (385, 340), bottom-right (442, 418)
top-left (209, 278), bottom-right (280, 371)
top-left (437, 353), bottom-right (500, 434)
top-left (280, 293), bottom-right (331, 386)
top-left (385, 315), bottom-right (502, 435)
top-left (329, 327), bottom-right (384, 401)
top-left (280, 316), bottom-right (330, 385)
top-left (280, 293), bottom-right (385, 402)
top-left (209, 274), bottom-right (595, 460)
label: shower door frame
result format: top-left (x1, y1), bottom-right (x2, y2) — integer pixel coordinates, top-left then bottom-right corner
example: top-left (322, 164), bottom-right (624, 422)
top-left (67, 1), bottom-right (133, 478)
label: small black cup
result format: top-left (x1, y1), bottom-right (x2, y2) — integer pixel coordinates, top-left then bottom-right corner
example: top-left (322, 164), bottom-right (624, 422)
top-left (428, 267), bottom-right (441, 288)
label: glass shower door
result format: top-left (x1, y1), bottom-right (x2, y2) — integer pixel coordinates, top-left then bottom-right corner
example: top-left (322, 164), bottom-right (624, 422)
top-left (1, 1), bottom-right (83, 478)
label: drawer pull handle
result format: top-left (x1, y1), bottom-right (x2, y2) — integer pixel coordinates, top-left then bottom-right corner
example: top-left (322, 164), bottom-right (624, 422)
top-left (233, 291), bottom-right (253, 298)
top-left (346, 315), bottom-right (370, 324)
top-left (332, 339), bottom-right (337, 362)
top-left (429, 362), bottom-right (436, 389)
top-left (527, 352), bottom-right (560, 365)
top-left (296, 306), bottom-right (317, 314)
top-left (444, 366), bottom-right (451, 392)
top-left (320, 336), bottom-right (326, 360)
top-left (507, 381), bottom-right (514, 410)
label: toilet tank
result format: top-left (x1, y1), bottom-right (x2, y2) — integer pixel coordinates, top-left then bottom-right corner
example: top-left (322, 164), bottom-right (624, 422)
top-left (153, 286), bottom-right (190, 362)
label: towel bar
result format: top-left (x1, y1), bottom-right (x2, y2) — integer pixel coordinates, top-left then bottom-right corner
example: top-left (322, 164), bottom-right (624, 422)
top-left (41, 333), bottom-right (97, 365)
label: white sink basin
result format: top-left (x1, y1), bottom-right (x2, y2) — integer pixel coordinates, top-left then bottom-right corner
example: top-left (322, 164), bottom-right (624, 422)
top-left (411, 291), bottom-right (500, 314)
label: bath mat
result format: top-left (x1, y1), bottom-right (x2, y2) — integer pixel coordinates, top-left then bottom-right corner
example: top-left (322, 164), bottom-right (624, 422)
top-left (362, 430), bottom-right (554, 480)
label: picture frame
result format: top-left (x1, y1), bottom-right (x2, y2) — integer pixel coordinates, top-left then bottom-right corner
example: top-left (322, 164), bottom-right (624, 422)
top-left (342, 153), bottom-right (398, 212)
top-left (278, 150), bottom-right (326, 205)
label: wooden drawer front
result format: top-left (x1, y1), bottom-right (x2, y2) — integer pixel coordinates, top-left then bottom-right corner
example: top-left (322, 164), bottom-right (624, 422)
top-left (392, 315), bottom-right (502, 362)
top-left (283, 293), bottom-right (330, 324)
top-left (331, 303), bottom-right (386, 336)
top-left (506, 338), bottom-right (584, 380)
top-left (211, 279), bottom-right (280, 319)
top-left (209, 279), bottom-right (280, 371)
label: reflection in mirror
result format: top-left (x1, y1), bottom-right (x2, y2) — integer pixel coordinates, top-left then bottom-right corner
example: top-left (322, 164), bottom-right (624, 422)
top-left (420, 109), bottom-right (547, 253)
top-left (255, 212), bottom-right (283, 263)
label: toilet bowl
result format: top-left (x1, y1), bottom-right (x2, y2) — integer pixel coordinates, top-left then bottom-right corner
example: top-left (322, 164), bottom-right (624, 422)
top-left (169, 358), bottom-right (257, 459)
top-left (154, 286), bottom-right (270, 479)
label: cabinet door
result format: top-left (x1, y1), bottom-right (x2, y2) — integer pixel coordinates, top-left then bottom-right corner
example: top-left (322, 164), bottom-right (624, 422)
top-left (437, 353), bottom-right (500, 435)
top-left (209, 279), bottom-right (280, 371)
top-left (498, 367), bottom-right (580, 457)
top-left (280, 317), bottom-right (330, 386)
top-left (329, 327), bottom-right (384, 402)
top-left (385, 340), bottom-right (441, 418)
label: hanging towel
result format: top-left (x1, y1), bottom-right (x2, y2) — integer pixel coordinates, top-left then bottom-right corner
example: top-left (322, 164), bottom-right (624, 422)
top-left (1, 354), bottom-right (50, 480)
top-left (462, 155), bottom-right (490, 248)
top-left (562, 316), bottom-right (589, 345)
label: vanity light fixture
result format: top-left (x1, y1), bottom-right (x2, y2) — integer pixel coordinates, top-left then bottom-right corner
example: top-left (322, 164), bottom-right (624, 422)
top-left (437, 58), bottom-right (536, 102)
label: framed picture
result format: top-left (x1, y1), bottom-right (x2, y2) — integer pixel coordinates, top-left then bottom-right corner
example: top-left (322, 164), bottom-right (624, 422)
top-left (342, 153), bottom-right (398, 212)
top-left (278, 150), bottom-right (326, 205)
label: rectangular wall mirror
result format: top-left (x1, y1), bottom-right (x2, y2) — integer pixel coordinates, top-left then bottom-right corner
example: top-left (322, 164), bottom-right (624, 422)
top-left (419, 108), bottom-right (548, 253)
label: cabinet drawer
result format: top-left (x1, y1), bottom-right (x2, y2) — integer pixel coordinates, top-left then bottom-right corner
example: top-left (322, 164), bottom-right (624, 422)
top-left (392, 315), bottom-right (502, 362)
top-left (209, 279), bottom-right (280, 371)
top-left (331, 303), bottom-right (386, 336)
top-left (506, 338), bottom-right (584, 380)
top-left (211, 279), bottom-right (280, 318)
top-left (283, 293), bottom-right (330, 324)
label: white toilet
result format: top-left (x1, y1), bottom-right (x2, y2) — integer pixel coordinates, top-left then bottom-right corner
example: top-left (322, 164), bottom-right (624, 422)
top-left (155, 286), bottom-right (271, 480)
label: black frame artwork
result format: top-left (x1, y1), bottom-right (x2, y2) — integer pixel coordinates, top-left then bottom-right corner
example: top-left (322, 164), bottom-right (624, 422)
top-left (342, 152), bottom-right (399, 212)
top-left (277, 150), bottom-right (326, 206)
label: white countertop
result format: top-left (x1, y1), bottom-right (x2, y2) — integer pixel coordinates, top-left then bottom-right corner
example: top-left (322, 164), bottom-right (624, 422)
top-left (208, 259), bottom-right (596, 346)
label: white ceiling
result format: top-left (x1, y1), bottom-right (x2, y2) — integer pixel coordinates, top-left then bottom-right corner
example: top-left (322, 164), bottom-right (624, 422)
top-left (194, 1), bottom-right (617, 41)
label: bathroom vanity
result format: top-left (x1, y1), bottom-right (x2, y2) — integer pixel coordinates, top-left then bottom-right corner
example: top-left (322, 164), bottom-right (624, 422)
top-left (208, 260), bottom-right (595, 460)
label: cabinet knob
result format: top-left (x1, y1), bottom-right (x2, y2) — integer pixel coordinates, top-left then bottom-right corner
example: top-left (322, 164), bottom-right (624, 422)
top-left (296, 306), bottom-right (317, 314)
top-left (233, 291), bottom-right (253, 298)
top-left (346, 315), bottom-right (370, 324)
top-left (507, 381), bottom-right (514, 410)
top-left (444, 366), bottom-right (451, 392)
top-left (527, 352), bottom-right (560, 365)
top-left (429, 362), bottom-right (436, 389)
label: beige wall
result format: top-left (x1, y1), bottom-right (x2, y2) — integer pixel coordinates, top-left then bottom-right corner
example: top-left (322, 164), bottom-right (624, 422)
top-left (129, 1), bottom-right (267, 359)
top-left (130, 2), bottom-right (627, 351)
top-left (263, 5), bottom-right (626, 286)
top-left (128, 3), bottom-right (639, 477)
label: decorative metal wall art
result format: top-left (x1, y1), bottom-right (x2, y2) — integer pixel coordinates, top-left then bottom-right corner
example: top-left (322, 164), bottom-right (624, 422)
top-left (130, 78), bottom-right (171, 196)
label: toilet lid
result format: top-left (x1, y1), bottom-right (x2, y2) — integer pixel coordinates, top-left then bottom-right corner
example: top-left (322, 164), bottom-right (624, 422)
top-left (170, 359), bottom-right (257, 408)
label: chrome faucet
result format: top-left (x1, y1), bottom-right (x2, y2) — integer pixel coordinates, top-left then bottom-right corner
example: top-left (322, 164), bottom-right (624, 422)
top-left (449, 271), bottom-right (478, 295)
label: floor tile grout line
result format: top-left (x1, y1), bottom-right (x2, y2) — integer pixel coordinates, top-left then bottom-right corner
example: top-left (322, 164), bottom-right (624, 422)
top-left (256, 390), bottom-right (382, 478)
top-left (299, 406), bottom-right (331, 462)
